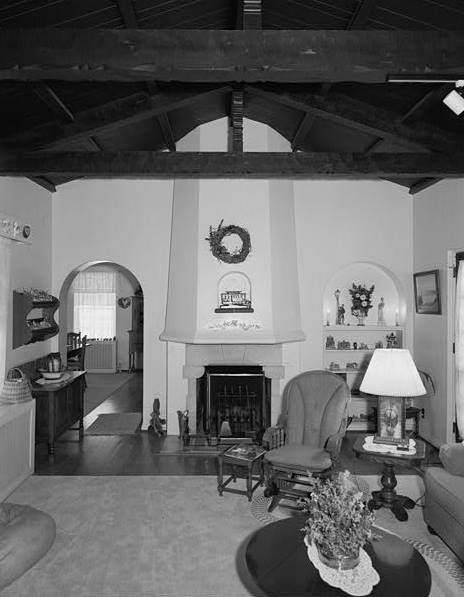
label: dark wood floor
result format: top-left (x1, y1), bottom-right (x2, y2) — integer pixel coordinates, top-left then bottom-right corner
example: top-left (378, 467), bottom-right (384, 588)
top-left (34, 372), bottom-right (440, 476)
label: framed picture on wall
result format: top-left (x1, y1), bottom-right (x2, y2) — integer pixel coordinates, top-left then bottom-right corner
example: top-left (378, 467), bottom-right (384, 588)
top-left (414, 269), bottom-right (441, 315)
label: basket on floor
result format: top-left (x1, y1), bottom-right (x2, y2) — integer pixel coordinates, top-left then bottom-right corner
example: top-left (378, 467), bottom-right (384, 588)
top-left (0, 368), bottom-right (33, 404)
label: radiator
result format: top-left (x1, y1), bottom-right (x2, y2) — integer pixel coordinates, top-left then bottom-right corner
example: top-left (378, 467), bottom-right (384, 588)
top-left (86, 340), bottom-right (117, 373)
top-left (0, 401), bottom-right (35, 501)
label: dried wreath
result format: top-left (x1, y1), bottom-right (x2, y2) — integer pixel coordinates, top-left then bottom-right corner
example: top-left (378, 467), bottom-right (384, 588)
top-left (205, 220), bottom-right (251, 264)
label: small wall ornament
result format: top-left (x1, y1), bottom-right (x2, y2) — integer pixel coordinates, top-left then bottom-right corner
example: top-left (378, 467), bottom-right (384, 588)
top-left (117, 297), bottom-right (131, 309)
top-left (205, 219), bottom-right (251, 264)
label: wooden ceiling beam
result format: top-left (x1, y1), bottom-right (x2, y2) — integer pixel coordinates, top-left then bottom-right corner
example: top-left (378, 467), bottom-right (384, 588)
top-left (2, 151), bottom-right (464, 179)
top-left (292, 113), bottom-right (315, 151)
top-left (291, 82), bottom-right (331, 150)
top-left (348, 0), bottom-right (377, 28)
top-left (229, 89), bottom-right (244, 152)
top-left (243, 0), bottom-right (262, 29)
top-left (1, 86), bottom-right (231, 151)
top-left (400, 84), bottom-right (453, 123)
top-left (297, 1), bottom-right (375, 150)
top-left (0, 29), bottom-right (463, 83)
top-left (32, 83), bottom-right (75, 124)
top-left (157, 113), bottom-right (176, 151)
top-left (114, 0), bottom-right (138, 28)
top-left (247, 86), bottom-right (461, 153)
top-left (408, 177), bottom-right (443, 195)
top-left (28, 176), bottom-right (56, 193)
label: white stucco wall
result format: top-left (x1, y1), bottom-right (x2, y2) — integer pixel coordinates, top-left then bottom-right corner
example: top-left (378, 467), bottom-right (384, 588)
top-left (0, 177), bottom-right (54, 371)
top-left (414, 178), bottom-right (464, 446)
top-left (52, 179), bottom-right (174, 428)
top-left (294, 179), bottom-right (414, 372)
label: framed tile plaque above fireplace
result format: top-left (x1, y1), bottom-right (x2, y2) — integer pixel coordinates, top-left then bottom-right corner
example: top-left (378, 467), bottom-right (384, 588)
top-left (196, 365), bottom-right (271, 443)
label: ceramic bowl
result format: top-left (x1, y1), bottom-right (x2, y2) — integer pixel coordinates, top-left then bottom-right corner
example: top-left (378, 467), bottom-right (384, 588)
top-left (40, 371), bottom-right (63, 380)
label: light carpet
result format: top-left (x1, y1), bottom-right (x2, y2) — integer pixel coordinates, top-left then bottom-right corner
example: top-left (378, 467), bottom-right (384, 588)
top-left (2, 475), bottom-right (463, 597)
top-left (85, 412), bottom-right (141, 435)
top-left (84, 373), bottom-right (133, 416)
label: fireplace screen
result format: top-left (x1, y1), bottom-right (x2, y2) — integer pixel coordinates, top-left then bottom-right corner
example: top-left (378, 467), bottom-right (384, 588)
top-left (196, 365), bottom-right (270, 441)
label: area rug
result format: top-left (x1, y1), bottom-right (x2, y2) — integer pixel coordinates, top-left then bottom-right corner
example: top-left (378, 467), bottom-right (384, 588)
top-left (3, 475), bottom-right (464, 597)
top-left (85, 412), bottom-right (141, 435)
top-left (83, 373), bottom-right (133, 416)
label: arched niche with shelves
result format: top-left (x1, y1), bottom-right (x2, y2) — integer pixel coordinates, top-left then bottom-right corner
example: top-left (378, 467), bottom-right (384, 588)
top-left (322, 262), bottom-right (406, 431)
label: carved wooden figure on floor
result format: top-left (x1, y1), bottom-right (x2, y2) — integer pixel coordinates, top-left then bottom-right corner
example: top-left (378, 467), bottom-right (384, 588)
top-left (149, 398), bottom-right (165, 436)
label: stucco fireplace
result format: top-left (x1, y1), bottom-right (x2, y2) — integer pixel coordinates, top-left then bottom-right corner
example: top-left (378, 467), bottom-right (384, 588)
top-left (160, 123), bottom-right (305, 434)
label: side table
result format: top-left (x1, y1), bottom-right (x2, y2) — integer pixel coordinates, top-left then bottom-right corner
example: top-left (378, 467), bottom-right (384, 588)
top-left (217, 443), bottom-right (266, 501)
top-left (353, 434), bottom-right (426, 521)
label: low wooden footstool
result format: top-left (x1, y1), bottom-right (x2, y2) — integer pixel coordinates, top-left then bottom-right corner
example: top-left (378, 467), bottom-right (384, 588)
top-left (217, 443), bottom-right (266, 501)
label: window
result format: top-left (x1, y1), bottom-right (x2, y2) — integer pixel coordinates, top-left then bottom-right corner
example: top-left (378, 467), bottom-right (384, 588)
top-left (72, 271), bottom-right (116, 339)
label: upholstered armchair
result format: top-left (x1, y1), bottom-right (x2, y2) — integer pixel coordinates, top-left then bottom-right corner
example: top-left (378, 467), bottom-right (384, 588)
top-left (262, 370), bottom-right (350, 511)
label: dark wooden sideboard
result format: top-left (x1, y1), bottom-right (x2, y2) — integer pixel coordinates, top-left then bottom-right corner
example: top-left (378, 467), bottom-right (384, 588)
top-left (31, 371), bottom-right (86, 456)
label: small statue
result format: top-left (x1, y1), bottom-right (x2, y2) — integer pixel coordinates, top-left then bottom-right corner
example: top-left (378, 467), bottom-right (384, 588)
top-left (338, 303), bottom-right (346, 325)
top-left (177, 409), bottom-right (189, 441)
top-left (334, 289), bottom-right (341, 324)
top-left (386, 333), bottom-right (398, 348)
top-left (377, 297), bottom-right (386, 325)
top-left (149, 398), bottom-right (166, 436)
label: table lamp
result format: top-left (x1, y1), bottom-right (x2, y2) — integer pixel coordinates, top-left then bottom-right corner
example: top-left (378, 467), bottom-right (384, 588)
top-left (360, 349), bottom-right (426, 449)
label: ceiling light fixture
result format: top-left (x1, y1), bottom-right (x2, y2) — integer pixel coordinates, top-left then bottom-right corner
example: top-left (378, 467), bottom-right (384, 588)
top-left (442, 80), bottom-right (464, 115)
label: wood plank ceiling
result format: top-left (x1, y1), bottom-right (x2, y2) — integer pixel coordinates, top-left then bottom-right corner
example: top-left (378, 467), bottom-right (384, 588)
top-left (0, 0), bottom-right (464, 192)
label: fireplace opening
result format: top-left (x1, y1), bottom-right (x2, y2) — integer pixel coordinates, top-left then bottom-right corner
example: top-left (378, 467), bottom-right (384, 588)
top-left (196, 365), bottom-right (271, 443)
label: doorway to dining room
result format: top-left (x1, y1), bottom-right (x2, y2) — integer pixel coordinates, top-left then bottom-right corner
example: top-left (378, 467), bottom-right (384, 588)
top-left (57, 261), bottom-right (144, 434)
top-left (59, 261), bottom-right (143, 374)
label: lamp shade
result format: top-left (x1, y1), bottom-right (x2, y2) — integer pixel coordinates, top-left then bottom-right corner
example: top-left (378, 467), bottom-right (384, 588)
top-left (360, 349), bottom-right (426, 397)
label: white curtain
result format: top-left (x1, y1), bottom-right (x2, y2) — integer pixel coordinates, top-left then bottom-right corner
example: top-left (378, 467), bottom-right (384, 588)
top-left (0, 237), bottom-right (11, 390)
top-left (72, 271), bottom-right (116, 339)
top-left (454, 260), bottom-right (464, 440)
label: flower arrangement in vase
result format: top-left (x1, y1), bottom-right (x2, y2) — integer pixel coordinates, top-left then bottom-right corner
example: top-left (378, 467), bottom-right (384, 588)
top-left (349, 283), bottom-right (375, 325)
top-left (300, 471), bottom-right (375, 570)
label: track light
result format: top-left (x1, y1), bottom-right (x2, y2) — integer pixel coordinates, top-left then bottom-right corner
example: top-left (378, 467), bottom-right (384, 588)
top-left (443, 80), bottom-right (464, 115)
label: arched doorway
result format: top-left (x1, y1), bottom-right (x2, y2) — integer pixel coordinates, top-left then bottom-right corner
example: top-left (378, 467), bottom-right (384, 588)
top-left (58, 260), bottom-right (143, 432)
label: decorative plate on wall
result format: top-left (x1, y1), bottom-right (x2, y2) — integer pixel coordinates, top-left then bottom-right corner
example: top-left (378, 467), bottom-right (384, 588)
top-left (118, 297), bottom-right (131, 309)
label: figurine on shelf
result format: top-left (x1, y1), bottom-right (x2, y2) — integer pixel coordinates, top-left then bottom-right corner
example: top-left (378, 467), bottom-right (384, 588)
top-left (377, 296), bottom-right (386, 325)
top-left (353, 341), bottom-right (358, 350)
top-left (337, 340), bottom-right (351, 350)
top-left (386, 332), bottom-right (399, 348)
top-left (338, 303), bottom-right (346, 325)
top-left (375, 340), bottom-right (384, 349)
top-left (334, 289), bottom-right (341, 324)
top-left (346, 362), bottom-right (358, 369)
top-left (325, 335), bottom-right (336, 350)
top-left (329, 362), bottom-right (340, 370)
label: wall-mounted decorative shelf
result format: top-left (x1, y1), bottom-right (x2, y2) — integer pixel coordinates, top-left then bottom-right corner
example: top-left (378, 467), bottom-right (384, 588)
top-left (13, 290), bottom-right (59, 348)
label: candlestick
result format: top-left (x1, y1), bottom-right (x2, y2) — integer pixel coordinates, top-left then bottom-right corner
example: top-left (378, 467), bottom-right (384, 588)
top-left (395, 309), bottom-right (400, 326)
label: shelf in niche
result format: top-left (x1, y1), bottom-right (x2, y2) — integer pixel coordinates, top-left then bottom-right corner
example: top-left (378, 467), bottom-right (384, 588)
top-left (324, 325), bottom-right (403, 331)
top-left (326, 349), bottom-right (374, 353)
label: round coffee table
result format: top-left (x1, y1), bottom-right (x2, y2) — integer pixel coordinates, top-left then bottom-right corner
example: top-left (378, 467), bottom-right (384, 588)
top-left (240, 515), bottom-right (431, 596)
